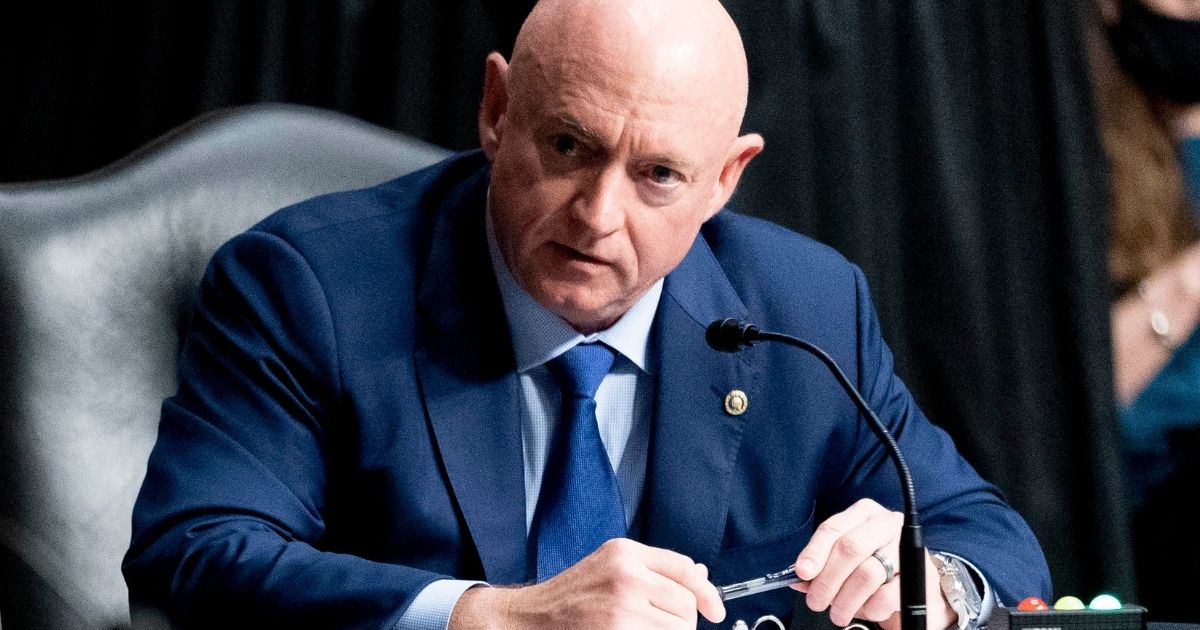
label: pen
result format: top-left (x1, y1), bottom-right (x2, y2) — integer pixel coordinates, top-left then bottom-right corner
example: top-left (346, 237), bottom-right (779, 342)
top-left (718, 565), bottom-right (808, 601)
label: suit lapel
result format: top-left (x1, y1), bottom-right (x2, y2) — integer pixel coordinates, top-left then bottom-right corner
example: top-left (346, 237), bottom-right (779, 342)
top-left (639, 231), bottom-right (763, 568)
top-left (413, 164), bottom-right (529, 584)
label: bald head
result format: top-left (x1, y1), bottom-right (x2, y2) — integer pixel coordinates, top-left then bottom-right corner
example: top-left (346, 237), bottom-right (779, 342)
top-left (509, 0), bottom-right (752, 141)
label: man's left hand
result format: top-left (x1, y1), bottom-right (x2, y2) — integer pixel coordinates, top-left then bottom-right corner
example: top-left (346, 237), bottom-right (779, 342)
top-left (790, 498), bottom-right (956, 630)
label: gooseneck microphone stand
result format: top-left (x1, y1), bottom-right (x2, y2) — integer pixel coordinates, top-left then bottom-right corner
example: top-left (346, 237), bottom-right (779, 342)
top-left (706, 318), bottom-right (926, 630)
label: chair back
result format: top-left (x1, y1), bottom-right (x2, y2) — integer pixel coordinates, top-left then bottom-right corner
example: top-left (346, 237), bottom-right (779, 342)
top-left (0, 104), bottom-right (450, 629)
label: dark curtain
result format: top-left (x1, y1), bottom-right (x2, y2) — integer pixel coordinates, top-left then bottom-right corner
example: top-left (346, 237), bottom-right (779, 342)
top-left (0, 0), bottom-right (533, 180)
top-left (1, 0), bottom-right (1134, 600)
top-left (725, 1), bottom-right (1134, 599)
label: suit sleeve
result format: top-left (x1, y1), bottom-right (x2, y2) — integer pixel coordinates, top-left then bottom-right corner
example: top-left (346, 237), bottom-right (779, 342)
top-left (836, 265), bottom-right (1052, 606)
top-left (123, 231), bottom-right (441, 629)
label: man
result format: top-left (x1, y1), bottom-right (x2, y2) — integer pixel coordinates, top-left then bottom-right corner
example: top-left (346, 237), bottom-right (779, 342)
top-left (124, 0), bottom-right (1051, 628)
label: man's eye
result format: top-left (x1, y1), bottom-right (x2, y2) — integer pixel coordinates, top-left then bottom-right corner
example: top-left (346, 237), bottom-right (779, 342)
top-left (648, 164), bottom-right (680, 185)
top-left (553, 134), bottom-right (578, 156)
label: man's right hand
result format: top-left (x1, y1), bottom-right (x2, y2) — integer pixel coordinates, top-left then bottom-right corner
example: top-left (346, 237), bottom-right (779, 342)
top-left (448, 538), bottom-right (726, 629)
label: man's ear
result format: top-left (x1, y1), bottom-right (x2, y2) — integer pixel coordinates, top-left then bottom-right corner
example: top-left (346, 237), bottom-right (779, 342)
top-left (706, 133), bottom-right (764, 218)
top-left (479, 52), bottom-right (511, 161)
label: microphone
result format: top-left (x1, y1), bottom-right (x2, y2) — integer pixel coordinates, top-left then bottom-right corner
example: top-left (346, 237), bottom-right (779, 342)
top-left (705, 318), bottom-right (761, 352)
top-left (707, 318), bottom-right (926, 630)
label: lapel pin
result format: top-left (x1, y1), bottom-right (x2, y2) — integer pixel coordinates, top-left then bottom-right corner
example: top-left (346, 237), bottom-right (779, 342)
top-left (724, 389), bottom-right (748, 416)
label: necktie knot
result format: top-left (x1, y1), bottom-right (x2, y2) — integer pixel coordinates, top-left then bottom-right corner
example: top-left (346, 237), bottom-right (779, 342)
top-left (547, 343), bottom-right (616, 400)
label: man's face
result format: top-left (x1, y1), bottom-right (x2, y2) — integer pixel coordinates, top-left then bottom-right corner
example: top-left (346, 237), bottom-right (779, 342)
top-left (483, 51), bottom-right (742, 333)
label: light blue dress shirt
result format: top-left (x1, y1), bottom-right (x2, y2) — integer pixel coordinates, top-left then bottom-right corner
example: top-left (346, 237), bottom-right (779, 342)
top-left (396, 211), bottom-right (660, 630)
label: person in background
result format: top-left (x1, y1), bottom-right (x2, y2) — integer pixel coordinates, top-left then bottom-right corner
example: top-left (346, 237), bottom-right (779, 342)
top-left (1095, 0), bottom-right (1200, 620)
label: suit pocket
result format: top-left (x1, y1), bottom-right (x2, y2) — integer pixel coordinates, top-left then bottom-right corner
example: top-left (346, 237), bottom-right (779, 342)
top-left (712, 502), bottom-right (816, 586)
top-left (706, 504), bottom-right (817, 630)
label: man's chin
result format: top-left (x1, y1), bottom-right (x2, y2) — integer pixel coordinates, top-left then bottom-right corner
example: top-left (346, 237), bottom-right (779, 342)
top-left (540, 292), bottom-right (624, 334)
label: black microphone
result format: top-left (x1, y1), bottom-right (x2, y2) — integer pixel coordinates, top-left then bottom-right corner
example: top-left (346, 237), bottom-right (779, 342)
top-left (707, 318), bottom-right (926, 630)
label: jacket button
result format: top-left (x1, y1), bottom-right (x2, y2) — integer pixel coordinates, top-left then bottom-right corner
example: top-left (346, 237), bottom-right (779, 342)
top-left (724, 389), bottom-right (748, 416)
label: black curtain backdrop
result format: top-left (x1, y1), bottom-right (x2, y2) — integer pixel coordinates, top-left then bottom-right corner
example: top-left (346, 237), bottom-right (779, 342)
top-left (0, 0), bottom-right (1135, 601)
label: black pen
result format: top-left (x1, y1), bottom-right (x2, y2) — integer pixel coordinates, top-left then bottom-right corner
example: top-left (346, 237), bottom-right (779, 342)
top-left (718, 565), bottom-right (808, 601)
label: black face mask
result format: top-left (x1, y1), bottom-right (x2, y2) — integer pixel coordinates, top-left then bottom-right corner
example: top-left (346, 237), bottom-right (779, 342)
top-left (1108, 0), bottom-right (1200, 105)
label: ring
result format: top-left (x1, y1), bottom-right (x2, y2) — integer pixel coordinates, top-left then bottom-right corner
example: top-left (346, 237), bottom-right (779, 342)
top-left (871, 551), bottom-right (897, 584)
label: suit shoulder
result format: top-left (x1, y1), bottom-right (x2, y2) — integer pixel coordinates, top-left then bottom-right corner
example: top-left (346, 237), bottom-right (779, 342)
top-left (702, 210), bottom-right (858, 280)
top-left (700, 210), bottom-right (868, 361)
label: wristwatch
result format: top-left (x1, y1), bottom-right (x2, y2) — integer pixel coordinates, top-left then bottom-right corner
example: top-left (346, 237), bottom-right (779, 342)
top-left (931, 552), bottom-right (983, 630)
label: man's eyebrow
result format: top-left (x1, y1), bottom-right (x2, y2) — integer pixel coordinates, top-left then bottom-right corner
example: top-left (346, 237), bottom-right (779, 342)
top-left (553, 115), bottom-right (698, 175)
top-left (556, 116), bottom-right (603, 145)
top-left (645, 154), bottom-right (698, 175)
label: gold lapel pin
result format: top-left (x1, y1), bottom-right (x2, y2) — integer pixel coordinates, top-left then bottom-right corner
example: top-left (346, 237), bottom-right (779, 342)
top-left (724, 389), bottom-right (748, 416)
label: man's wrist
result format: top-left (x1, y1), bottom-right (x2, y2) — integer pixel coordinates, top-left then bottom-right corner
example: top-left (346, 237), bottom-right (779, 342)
top-left (448, 584), bottom-right (513, 630)
top-left (930, 552), bottom-right (984, 630)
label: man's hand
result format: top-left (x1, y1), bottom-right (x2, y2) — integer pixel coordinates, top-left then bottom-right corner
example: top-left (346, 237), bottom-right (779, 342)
top-left (448, 538), bottom-right (726, 629)
top-left (790, 499), bottom-right (956, 630)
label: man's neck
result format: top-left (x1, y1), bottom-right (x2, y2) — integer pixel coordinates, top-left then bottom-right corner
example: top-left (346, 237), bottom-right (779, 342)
top-left (484, 202), bottom-right (662, 373)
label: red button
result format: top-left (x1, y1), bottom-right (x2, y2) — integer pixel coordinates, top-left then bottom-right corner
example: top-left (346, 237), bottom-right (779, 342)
top-left (1018, 597), bottom-right (1050, 611)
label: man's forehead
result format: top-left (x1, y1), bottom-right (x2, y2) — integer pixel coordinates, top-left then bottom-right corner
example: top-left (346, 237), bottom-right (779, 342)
top-left (519, 63), bottom-right (730, 134)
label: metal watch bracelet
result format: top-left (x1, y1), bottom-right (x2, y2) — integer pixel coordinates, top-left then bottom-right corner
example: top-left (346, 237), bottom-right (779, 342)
top-left (931, 552), bottom-right (983, 630)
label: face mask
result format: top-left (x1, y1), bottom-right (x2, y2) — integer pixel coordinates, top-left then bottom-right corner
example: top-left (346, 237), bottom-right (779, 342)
top-left (1108, 0), bottom-right (1200, 105)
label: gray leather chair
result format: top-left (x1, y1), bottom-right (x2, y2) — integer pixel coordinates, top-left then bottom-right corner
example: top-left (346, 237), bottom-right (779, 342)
top-left (0, 104), bottom-right (450, 629)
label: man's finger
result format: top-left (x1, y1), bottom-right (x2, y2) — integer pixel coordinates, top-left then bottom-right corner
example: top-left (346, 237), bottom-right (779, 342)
top-left (823, 512), bottom-right (901, 574)
top-left (794, 499), bottom-right (884, 580)
top-left (828, 551), bottom-right (898, 626)
top-left (690, 563), bottom-right (726, 623)
top-left (857, 577), bottom-right (901, 623)
top-left (641, 605), bottom-right (698, 630)
top-left (638, 543), bottom-right (726, 623)
top-left (804, 510), bottom-right (900, 613)
top-left (643, 568), bottom-right (701, 623)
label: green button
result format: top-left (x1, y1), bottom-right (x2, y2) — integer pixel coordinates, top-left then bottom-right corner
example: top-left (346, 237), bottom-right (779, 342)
top-left (1088, 594), bottom-right (1122, 610)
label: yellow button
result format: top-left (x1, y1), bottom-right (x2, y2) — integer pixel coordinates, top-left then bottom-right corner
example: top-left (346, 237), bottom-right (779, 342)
top-left (1054, 596), bottom-right (1085, 610)
top-left (724, 390), bottom-right (748, 416)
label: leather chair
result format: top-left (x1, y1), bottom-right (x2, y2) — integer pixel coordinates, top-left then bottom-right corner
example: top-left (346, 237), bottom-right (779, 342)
top-left (0, 104), bottom-right (450, 629)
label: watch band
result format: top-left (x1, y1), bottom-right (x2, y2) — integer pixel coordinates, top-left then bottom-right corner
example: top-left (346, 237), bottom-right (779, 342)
top-left (931, 552), bottom-right (983, 630)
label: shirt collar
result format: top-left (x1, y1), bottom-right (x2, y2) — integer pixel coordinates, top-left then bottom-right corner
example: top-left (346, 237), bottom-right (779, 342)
top-left (485, 206), bottom-right (662, 374)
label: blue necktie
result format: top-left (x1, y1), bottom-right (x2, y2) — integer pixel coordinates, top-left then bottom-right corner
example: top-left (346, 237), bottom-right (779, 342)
top-left (532, 342), bottom-right (627, 581)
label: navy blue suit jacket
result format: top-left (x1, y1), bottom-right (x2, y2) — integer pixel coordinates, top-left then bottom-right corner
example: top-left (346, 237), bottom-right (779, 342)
top-left (124, 152), bottom-right (1050, 628)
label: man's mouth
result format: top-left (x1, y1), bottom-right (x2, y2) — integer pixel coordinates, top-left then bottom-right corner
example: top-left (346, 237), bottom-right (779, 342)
top-left (551, 242), bottom-right (607, 266)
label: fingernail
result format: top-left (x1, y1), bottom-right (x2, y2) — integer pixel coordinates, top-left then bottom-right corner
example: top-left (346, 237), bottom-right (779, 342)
top-left (798, 558), bottom-right (816, 577)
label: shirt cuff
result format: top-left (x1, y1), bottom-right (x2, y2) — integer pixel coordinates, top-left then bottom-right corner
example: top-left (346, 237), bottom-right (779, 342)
top-left (394, 579), bottom-right (489, 630)
top-left (938, 552), bottom-right (996, 630)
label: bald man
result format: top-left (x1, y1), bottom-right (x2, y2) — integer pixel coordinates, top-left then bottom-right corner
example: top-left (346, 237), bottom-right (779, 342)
top-left (124, 0), bottom-right (1050, 628)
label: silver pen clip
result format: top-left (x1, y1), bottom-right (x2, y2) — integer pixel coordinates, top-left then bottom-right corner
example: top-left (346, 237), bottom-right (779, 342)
top-left (718, 565), bottom-right (807, 601)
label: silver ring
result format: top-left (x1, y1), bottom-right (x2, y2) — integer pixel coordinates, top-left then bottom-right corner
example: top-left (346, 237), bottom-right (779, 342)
top-left (871, 551), bottom-right (896, 584)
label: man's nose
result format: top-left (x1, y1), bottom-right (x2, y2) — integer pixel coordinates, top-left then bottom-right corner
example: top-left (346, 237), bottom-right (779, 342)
top-left (572, 166), bottom-right (625, 235)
